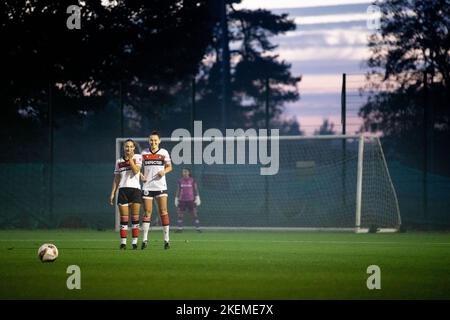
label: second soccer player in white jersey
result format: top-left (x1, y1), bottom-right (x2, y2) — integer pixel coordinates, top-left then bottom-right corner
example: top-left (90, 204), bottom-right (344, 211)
top-left (110, 139), bottom-right (142, 250)
top-left (140, 131), bottom-right (173, 250)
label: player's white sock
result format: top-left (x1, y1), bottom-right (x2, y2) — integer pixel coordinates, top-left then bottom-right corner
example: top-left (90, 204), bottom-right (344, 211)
top-left (142, 215), bottom-right (151, 242)
top-left (142, 222), bottom-right (150, 242)
top-left (163, 225), bottom-right (170, 242)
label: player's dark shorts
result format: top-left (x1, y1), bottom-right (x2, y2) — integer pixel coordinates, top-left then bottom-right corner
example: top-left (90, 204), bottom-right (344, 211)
top-left (178, 201), bottom-right (196, 212)
top-left (142, 189), bottom-right (168, 199)
top-left (117, 187), bottom-right (142, 206)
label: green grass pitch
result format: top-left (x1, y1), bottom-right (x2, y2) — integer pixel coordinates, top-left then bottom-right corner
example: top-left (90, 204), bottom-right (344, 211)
top-left (1, 229), bottom-right (450, 299)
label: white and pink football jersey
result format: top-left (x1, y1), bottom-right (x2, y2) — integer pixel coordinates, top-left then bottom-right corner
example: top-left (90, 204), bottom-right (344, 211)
top-left (141, 148), bottom-right (171, 191)
top-left (114, 154), bottom-right (142, 189)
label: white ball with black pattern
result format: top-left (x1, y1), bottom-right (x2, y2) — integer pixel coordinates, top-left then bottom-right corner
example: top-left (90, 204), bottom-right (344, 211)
top-left (38, 243), bottom-right (59, 262)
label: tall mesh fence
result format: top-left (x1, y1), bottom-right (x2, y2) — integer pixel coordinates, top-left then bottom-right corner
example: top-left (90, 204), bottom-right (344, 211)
top-left (1, 73), bottom-right (450, 229)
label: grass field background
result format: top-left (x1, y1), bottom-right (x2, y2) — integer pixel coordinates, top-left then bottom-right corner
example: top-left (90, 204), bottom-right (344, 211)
top-left (1, 229), bottom-right (450, 299)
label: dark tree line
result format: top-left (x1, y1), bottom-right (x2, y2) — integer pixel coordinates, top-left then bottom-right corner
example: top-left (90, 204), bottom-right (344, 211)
top-left (361, 0), bottom-right (450, 173)
top-left (0, 0), bottom-right (302, 162)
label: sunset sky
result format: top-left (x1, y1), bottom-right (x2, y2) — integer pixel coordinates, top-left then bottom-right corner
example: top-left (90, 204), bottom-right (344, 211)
top-left (235, 0), bottom-right (376, 134)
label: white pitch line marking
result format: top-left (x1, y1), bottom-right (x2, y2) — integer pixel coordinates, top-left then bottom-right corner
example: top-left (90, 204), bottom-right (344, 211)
top-left (1, 239), bottom-right (450, 246)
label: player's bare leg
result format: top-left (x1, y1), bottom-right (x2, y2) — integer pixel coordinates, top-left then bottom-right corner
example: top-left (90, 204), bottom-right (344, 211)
top-left (130, 202), bottom-right (140, 250)
top-left (141, 197), bottom-right (153, 249)
top-left (156, 195), bottom-right (170, 249)
top-left (119, 205), bottom-right (129, 250)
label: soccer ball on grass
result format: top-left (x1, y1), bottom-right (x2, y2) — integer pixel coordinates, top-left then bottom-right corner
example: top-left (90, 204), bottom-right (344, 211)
top-left (38, 243), bottom-right (59, 262)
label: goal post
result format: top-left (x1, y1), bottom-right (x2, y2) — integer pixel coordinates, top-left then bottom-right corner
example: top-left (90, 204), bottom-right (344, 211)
top-left (355, 134), bottom-right (364, 231)
top-left (114, 135), bottom-right (401, 232)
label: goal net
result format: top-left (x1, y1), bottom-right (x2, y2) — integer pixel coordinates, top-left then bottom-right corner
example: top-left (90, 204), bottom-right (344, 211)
top-left (114, 135), bottom-right (401, 232)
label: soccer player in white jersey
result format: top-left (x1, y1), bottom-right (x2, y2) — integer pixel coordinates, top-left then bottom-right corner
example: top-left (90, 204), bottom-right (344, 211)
top-left (109, 139), bottom-right (142, 250)
top-left (140, 131), bottom-right (173, 250)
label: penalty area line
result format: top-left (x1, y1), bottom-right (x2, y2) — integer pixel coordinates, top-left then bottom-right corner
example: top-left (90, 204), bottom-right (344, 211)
top-left (1, 239), bottom-right (450, 246)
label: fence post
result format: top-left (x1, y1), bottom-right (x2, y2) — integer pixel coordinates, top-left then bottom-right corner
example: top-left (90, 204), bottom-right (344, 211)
top-left (265, 77), bottom-right (270, 225)
top-left (48, 81), bottom-right (54, 226)
top-left (422, 71), bottom-right (428, 221)
top-left (341, 73), bottom-right (347, 211)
